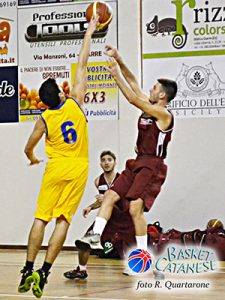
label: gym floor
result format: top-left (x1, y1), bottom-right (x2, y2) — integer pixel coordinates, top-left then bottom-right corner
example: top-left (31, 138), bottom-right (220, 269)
top-left (0, 249), bottom-right (224, 300)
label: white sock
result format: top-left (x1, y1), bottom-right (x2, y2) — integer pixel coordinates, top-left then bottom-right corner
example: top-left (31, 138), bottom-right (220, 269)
top-left (93, 217), bottom-right (107, 235)
top-left (78, 264), bottom-right (87, 271)
top-left (135, 235), bottom-right (148, 250)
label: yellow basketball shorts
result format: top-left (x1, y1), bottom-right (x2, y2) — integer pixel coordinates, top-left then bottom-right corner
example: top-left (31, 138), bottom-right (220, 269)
top-left (35, 157), bottom-right (88, 224)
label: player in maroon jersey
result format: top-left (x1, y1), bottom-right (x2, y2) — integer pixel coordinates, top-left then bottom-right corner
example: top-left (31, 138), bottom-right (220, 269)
top-left (64, 150), bottom-right (135, 279)
top-left (76, 45), bottom-right (177, 254)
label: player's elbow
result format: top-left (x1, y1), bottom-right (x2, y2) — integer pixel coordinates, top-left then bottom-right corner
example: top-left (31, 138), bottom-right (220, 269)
top-left (24, 145), bottom-right (32, 157)
top-left (128, 95), bottom-right (137, 105)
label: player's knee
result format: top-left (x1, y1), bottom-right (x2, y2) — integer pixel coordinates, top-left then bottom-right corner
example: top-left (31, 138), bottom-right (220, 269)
top-left (129, 201), bottom-right (143, 219)
top-left (104, 189), bottom-right (119, 205)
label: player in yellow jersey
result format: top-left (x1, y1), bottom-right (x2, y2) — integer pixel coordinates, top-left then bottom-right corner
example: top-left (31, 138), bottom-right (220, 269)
top-left (18, 16), bottom-right (99, 299)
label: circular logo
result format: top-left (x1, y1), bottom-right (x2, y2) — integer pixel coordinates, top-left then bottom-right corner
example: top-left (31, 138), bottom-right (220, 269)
top-left (186, 66), bottom-right (209, 92)
top-left (128, 249), bottom-right (152, 273)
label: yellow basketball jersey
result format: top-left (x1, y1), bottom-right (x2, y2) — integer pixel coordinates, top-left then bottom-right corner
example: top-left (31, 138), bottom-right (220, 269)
top-left (41, 98), bottom-right (88, 159)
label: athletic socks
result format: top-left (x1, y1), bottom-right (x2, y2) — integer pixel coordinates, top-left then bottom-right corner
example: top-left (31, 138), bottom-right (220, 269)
top-left (41, 262), bottom-right (52, 274)
top-left (25, 260), bottom-right (34, 271)
top-left (78, 264), bottom-right (87, 271)
top-left (93, 217), bottom-right (107, 235)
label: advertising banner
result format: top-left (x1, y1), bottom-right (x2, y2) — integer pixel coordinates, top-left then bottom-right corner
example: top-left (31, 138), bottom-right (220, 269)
top-left (19, 63), bottom-right (71, 122)
top-left (18, 0), bottom-right (87, 6)
top-left (19, 61), bottom-right (118, 122)
top-left (0, 66), bottom-right (18, 123)
top-left (142, 0), bottom-right (225, 118)
top-left (18, 1), bottom-right (117, 66)
top-left (18, 0), bottom-right (118, 121)
top-left (0, 0), bottom-right (17, 66)
top-left (72, 62), bottom-right (118, 119)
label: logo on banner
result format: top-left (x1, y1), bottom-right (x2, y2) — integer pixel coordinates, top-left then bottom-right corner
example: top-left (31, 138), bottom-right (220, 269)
top-left (146, 0), bottom-right (196, 49)
top-left (0, 80), bottom-right (15, 97)
top-left (0, 66), bottom-right (18, 123)
top-left (25, 11), bottom-right (109, 42)
top-left (0, 17), bottom-right (14, 55)
top-left (175, 62), bottom-right (225, 97)
top-left (169, 62), bottom-right (225, 117)
top-left (127, 249), bottom-right (152, 273)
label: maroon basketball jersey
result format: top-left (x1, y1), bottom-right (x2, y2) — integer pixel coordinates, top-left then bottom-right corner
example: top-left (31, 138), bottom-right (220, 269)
top-left (136, 112), bottom-right (174, 158)
top-left (98, 172), bottom-right (120, 194)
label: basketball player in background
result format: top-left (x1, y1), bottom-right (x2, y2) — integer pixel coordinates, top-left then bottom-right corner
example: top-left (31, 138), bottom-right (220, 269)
top-left (64, 150), bottom-right (135, 280)
top-left (18, 16), bottom-right (99, 298)
top-left (76, 45), bottom-right (177, 255)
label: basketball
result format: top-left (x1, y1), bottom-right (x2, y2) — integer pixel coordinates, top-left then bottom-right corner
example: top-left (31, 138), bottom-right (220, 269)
top-left (127, 249), bottom-right (152, 273)
top-left (207, 219), bottom-right (224, 229)
top-left (86, 1), bottom-right (113, 30)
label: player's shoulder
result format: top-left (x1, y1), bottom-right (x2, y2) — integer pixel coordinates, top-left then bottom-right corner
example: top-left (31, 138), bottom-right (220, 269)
top-left (66, 97), bottom-right (86, 113)
top-left (94, 175), bottom-right (101, 188)
top-left (65, 97), bottom-right (78, 106)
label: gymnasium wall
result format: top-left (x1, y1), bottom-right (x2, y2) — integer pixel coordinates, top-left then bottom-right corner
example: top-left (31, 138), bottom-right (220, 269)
top-left (0, 0), bottom-right (224, 246)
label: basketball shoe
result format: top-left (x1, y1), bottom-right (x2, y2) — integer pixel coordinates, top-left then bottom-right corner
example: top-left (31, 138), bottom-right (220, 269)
top-left (18, 267), bottom-right (33, 293)
top-left (63, 266), bottom-right (88, 280)
top-left (75, 231), bottom-right (103, 250)
top-left (32, 269), bottom-right (49, 298)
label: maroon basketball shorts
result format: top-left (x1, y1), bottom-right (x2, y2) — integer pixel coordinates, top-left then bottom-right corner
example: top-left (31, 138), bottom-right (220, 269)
top-left (110, 156), bottom-right (167, 212)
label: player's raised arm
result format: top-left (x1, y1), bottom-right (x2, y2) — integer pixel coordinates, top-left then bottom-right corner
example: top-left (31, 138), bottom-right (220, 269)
top-left (70, 16), bottom-right (99, 105)
top-left (105, 45), bottom-right (148, 100)
top-left (107, 58), bottom-right (172, 130)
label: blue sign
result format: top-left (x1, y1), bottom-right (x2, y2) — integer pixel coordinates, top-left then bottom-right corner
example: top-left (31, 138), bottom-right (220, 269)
top-left (0, 66), bottom-right (18, 123)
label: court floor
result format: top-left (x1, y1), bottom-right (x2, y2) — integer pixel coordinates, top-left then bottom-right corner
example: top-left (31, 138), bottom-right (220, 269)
top-left (0, 249), bottom-right (224, 300)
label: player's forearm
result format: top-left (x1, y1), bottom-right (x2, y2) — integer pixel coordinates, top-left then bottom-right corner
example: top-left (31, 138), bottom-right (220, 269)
top-left (24, 148), bottom-right (34, 160)
top-left (24, 148), bottom-right (38, 164)
top-left (113, 72), bottom-right (138, 105)
top-left (89, 200), bottom-right (102, 210)
top-left (117, 59), bottom-right (136, 84)
top-left (116, 58), bottom-right (142, 94)
top-left (77, 32), bottom-right (92, 68)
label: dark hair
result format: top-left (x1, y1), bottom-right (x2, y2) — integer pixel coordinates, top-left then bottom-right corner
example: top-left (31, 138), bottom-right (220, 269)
top-left (157, 78), bottom-right (178, 102)
top-left (100, 150), bottom-right (116, 161)
top-left (39, 78), bottom-right (61, 108)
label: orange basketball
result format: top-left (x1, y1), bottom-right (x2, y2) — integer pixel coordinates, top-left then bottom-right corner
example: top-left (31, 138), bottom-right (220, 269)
top-left (207, 219), bottom-right (224, 229)
top-left (86, 1), bottom-right (113, 30)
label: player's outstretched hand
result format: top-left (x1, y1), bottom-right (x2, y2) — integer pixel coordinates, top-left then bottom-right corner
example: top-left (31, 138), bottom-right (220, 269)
top-left (105, 45), bottom-right (121, 62)
top-left (86, 15), bottom-right (99, 35)
top-left (83, 206), bottom-right (92, 218)
top-left (107, 57), bottom-right (120, 78)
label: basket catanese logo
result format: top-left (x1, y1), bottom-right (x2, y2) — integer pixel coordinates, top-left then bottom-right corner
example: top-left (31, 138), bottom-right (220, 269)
top-left (127, 246), bottom-right (217, 276)
top-left (25, 11), bottom-right (109, 42)
top-left (155, 246), bottom-right (217, 274)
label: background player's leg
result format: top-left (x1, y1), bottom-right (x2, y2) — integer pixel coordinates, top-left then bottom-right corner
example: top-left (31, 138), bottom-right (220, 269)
top-left (79, 249), bottom-right (91, 266)
top-left (63, 248), bottom-right (90, 280)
